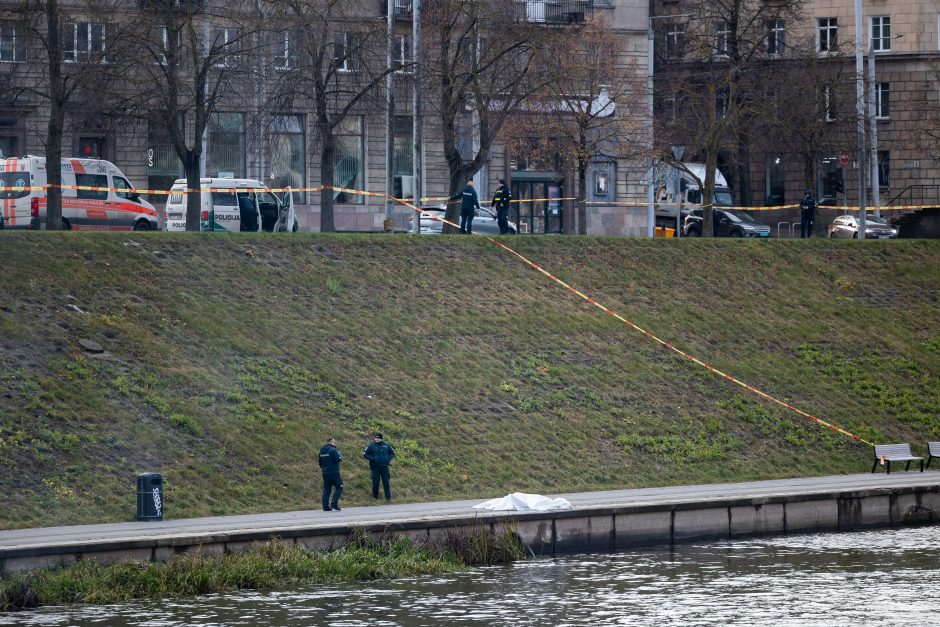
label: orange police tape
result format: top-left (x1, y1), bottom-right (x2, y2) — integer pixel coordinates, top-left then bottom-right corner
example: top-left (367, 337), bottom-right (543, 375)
top-left (2, 183), bottom-right (932, 214)
top-left (390, 193), bottom-right (874, 447)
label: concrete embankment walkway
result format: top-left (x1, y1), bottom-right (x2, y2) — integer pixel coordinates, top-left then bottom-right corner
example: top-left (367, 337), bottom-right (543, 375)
top-left (2, 472), bottom-right (939, 576)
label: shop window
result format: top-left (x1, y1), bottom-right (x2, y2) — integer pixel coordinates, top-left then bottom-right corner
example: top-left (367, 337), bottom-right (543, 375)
top-left (207, 112), bottom-right (245, 178)
top-left (333, 116), bottom-right (364, 204)
top-left (270, 114), bottom-right (306, 203)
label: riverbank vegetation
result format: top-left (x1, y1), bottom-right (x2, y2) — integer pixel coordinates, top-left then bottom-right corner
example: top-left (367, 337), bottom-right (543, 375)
top-left (0, 528), bottom-right (524, 611)
top-left (2, 233), bottom-right (939, 528)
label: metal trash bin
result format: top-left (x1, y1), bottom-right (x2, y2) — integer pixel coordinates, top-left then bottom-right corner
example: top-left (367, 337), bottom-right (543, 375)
top-left (136, 472), bottom-right (164, 521)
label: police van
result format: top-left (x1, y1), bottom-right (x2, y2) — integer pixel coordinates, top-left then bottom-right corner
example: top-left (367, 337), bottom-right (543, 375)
top-left (0, 156), bottom-right (158, 230)
top-left (163, 178), bottom-right (298, 233)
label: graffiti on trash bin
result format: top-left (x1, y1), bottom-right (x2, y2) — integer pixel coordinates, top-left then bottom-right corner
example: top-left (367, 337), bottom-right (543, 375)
top-left (152, 487), bottom-right (163, 516)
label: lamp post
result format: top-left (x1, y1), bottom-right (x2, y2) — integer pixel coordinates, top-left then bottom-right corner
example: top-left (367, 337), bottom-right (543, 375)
top-left (853, 0), bottom-right (867, 236)
top-left (647, 13), bottom-right (691, 238)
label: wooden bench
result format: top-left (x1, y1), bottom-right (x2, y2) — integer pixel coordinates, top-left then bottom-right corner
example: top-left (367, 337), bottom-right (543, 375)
top-left (928, 442), bottom-right (940, 469)
top-left (872, 443), bottom-right (924, 474)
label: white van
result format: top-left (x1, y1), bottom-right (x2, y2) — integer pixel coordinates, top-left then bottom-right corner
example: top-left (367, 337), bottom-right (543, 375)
top-left (653, 162), bottom-right (735, 227)
top-left (0, 156), bottom-right (158, 231)
top-left (163, 178), bottom-right (298, 233)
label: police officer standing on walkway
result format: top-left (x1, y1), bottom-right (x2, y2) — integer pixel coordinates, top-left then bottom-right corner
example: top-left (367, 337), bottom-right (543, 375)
top-left (364, 433), bottom-right (396, 501)
top-left (450, 180), bottom-right (480, 234)
top-left (799, 188), bottom-right (817, 238)
top-left (492, 179), bottom-right (512, 234)
top-left (318, 437), bottom-right (343, 511)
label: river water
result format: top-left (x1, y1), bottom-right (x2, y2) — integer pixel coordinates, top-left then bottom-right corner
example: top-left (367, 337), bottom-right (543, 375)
top-left (3, 524), bottom-right (939, 626)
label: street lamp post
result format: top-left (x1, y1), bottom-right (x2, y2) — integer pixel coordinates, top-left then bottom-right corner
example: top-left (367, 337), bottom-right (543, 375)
top-left (854, 0), bottom-right (867, 236)
top-left (868, 43), bottom-right (880, 220)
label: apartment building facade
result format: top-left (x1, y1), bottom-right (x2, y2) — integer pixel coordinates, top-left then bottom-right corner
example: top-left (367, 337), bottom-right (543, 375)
top-left (651, 0), bottom-right (940, 230)
top-left (0, 0), bottom-right (652, 235)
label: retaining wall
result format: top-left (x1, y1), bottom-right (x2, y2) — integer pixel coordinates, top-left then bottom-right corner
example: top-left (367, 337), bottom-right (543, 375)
top-left (3, 483), bottom-right (939, 576)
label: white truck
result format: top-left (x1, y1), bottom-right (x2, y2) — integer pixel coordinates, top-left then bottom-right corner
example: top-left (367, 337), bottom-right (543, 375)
top-left (653, 162), bottom-right (735, 231)
top-left (163, 178), bottom-right (298, 233)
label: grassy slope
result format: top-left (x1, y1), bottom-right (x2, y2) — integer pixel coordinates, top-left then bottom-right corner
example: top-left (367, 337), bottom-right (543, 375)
top-left (1, 232), bottom-right (939, 529)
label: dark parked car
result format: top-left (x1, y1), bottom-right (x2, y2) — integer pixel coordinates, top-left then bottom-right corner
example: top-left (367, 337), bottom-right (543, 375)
top-left (683, 208), bottom-right (771, 238)
top-left (419, 204), bottom-right (517, 235)
top-left (827, 214), bottom-right (898, 239)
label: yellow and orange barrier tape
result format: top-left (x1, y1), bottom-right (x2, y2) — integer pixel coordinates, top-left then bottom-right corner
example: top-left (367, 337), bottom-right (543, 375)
top-left (391, 193), bottom-right (874, 447)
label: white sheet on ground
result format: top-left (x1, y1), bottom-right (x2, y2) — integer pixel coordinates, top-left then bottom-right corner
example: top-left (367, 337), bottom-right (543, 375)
top-left (473, 492), bottom-right (573, 511)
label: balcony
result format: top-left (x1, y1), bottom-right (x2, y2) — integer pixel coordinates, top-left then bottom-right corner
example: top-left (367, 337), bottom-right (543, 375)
top-left (514, 0), bottom-right (593, 25)
top-left (379, 0), bottom-right (413, 19)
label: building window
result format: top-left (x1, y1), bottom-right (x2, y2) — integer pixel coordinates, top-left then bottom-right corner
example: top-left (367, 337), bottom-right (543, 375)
top-left (817, 18), bottom-right (837, 53)
top-left (766, 19), bottom-right (785, 55)
top-left (878, 151), bottom-right (890, 187)
top-left (765, 156), bottom-right (785, 205)
top-left (333, 116), bottom-right (363, 204)
top-left (0, 24), bottom-right (26, 63)
top-left (716, 87), bottom-right (729, 119)
top-left (665, 22), bottom-right (685, 59)
top-left (715, 21), bottom-right (731, 57)
top-left (77, 136), bottom-right (107, 159)
top-left (871, 16), bottom-right (890, 52)
top-left (394, 35), bottom-right (412, 74)
top-left (876, 82), bottom-right (890, 118)
top-left (594, 164), bottom-right (613, 199)
top-left (392, 116), bottom-right (413, 198)
top-left (64, 21), bottom-right (106, 63)
top-left (147, 120), bottom-right (183, 202)
top-left (152, 26), bottom-right (181, 65)
top-left (269, 114), bottom-right (306, 203)
top-left (212, 28), bottom-right (241, 68)
top-left (0, 135), bottom-right (18, 159)
top-left (823, 83), bottom-right (836, 121)
top-left (273, 29), bottom-right (300, 71)
top-left (334, 32), bottom-right (360, 72)
top-left (207, 112), bottom-right (245, 178)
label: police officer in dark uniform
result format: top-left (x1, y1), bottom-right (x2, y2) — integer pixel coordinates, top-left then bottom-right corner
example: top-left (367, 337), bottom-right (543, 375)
top-left (238, 193), bottom-right (259, 232)
top-left (799, 189), bottom-right (817, 238)
top-left (363, 432), bottom-right (396, 501)
top-left (318, 436), bottom-right (343, 511)
top-left (450, 180), bottom-right (480, 234)
top-left (492, 179), bottom-right (512, 234)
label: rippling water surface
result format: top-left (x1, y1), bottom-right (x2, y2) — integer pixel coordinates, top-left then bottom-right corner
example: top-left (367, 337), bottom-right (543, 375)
top-left (3, 525), bottom-right (939, 626)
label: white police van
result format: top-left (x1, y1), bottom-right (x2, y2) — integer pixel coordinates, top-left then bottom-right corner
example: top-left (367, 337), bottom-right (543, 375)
top-left (163, 178), bottom-right (297, 233)
top-left (0, 156), bottom-right (158, 230)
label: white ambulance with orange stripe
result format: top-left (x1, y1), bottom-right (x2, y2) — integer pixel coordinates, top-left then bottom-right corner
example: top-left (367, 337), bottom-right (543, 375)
top-left (0, 156), bottom-right (158, 231)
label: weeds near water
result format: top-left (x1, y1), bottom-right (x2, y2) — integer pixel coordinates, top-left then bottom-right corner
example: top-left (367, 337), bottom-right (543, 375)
top-left (0, 537), bottom-right (467, 612)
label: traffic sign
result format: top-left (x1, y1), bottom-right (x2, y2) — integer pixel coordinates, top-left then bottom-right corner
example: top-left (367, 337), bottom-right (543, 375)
top-left (839, 150), bottom-right (849, 165)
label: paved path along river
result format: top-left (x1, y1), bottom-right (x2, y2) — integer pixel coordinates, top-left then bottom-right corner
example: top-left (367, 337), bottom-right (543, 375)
top-left (2, 472), bottom-right (939, 559)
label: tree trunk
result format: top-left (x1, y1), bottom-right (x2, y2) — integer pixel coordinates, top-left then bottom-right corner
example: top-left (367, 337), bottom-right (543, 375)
top-left (577, 158), bottom-right (587, 235)
top-left (703, 150), bottom-right (718, 237)
top-left (319, 121), bottom-right (335, 232)
top-left (736, 139), bottom-right (752, 207)
top-left (44, 0), bottom-right (63, 230)
top-left (184, 154), bottom-right (201, 231)
top-left (443, 169), bottom-right (467, 234)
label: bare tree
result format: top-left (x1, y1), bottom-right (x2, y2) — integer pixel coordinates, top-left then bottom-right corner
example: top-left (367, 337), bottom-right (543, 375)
top-left (503, 16), bottom-right (647, 234)
top-left (654, 0), bottom-right (805, 235)
top-left (422, 0), bottom-right (557, 232)
top-left (17, 0), bottom-right (118, 229)
top-left (263, 0), bottom-right (398, 232)
top-left (119, 0), bottom-right (261, 231)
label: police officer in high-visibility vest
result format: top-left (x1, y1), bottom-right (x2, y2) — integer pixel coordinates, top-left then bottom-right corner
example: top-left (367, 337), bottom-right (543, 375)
top-left (363, 433), bottom-right (396, 501)
top-left (492, 179), bottom-right (512, 234)
top-left (318, 437), bottom-right (343, 511)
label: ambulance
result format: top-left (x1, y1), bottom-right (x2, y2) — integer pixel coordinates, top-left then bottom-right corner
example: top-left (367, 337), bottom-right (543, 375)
top-left (0, 156), bottom-right (158, 231)
top-left (163, 178), bottom-right (298, 233)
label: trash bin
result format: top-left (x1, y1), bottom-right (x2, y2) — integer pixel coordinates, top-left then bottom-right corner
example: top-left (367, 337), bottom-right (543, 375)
top-left (136, 472), bottom-right (164, 521)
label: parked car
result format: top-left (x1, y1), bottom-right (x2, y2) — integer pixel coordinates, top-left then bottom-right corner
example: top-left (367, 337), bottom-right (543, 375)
top-left (683, 208), bottom-right (771, 238)
top-left (827, 214), bottom-right (898, 239)
top-left (419, 204), bottom-right (517, 235)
